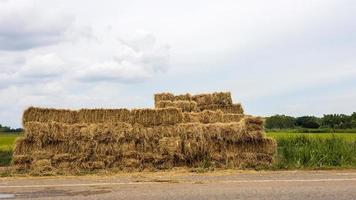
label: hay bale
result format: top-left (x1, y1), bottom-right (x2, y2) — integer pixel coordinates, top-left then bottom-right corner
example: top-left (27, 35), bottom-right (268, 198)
top-left (78, 109), bottom-right (131, 124)
top-left (192, 94), bottom-right (213, 106)
top-left (182, 110), bottom-right (223, 123)
top-left (52, 153), bottom-right (76, 163)
top-left (158, 137), bottom-right (182, 155)
top-left (154, 93), bottom-right (175, 107)
top-left (131, 108), bottom-right (183, 126)
top-left (192, 92), bottom-right (232, 107)
top-left (211, 92), bottom-right (233, 105)
top-left (12, 137), bottom-right (35, 155)
top-left (156, 100), bottom-right (197, 112)
top-left (12, 155), bottom-right (32, 165)
top-left (23, 107), bottom-right (79, 124)
top-left (156, 100), bottom-right (175, 108)
top-left (81, 161), bottom-right (105, 170)
top-left (30, 159), bottom-right (55, 175)
top-left (155, 92), bottom-right (232, 108)
top-left (199, 103), bottom-right (244, 114)
top-left (173, 93), bottom-right (192, 101)
top-left (222, 114), bottom-right (244, 122)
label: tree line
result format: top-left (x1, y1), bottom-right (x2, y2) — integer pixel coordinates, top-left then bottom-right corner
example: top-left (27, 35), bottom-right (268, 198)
top-left (265, 112), bottom-right (356, 129)
top-left (0, 124), bottom-right (23, 133)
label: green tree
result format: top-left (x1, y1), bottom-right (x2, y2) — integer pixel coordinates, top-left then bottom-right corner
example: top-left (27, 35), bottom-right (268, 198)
top-left (296, 116), bottom-right (320, 129)
top-left (351, 112), bottom-right (356, 128)
top-left (265, 115), bottom-right (296, 129)
top-left (322, 114), bottom-right (353, 129)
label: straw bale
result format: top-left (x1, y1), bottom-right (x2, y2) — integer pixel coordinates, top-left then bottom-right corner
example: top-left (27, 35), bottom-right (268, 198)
top-left (158, 137), bottom-right (182, 155)
top-left (23, 107), bottom-right (79, 124)
top-left (131, 108), bottom-right (183, 126)
top-left (156, 100), bottom-right (175, 108)
top-left (12, 155), bottom-right (32, 165)
top-left (173, 93), bottom-right (192, 101)
top-left (52, 153), bottom-right (76, 163)
top-left (199, 103), bottom-right (244, 114)
top-left (12, 137), bottom-right (36, 155)
top-left (221, 114), bottom-right (244, 123)
top-left (191, 94), bottom-right (213, 106)
top-left (182, 110), bottom-right (223, 123)
top-left (121, 141), bottom-right (138, 158)
top-left (78, 109), bottom-right (131, 124)
top-left (80, 161), bottom-right (105, 170)
top-left (155, 92), bottom-right (232, 108)
top-left (154, 93), bottom-right (175, 107)
top-left (32, 150), bottom-right (53, 160)
top-left (183, 111), bottom-right (244, 123)
top-left (211, 92), bottom-right (233, 105)
top-left (156, 100), bottom-right (198, 112)
top-left (122, 158), bottom-right (140, 168)
top-left (192, 92), bottom-right (232, 107)
top-left (30, 159), bottom-right (55, 175)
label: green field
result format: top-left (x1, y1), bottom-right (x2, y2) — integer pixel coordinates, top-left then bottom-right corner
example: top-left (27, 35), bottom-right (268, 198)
top-left (267, 132), bottom-right (356, 141)
top-left (267, 132), bottom-right (356, 169)
top-left (1, 132), bottom-right (356, 169)
top-left (0, 132), bottom-right (20, 151)
top-left (0, 132), bottom-right (21, 166)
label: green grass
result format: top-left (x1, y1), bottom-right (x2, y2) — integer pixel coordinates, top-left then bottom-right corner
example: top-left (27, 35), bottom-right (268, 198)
top-left (267, 128), bottom-right (356, 133)
top-left (267, 132), bottom-right (356, 141)
top-left (267, 132), bottom-right (356, 169)
top-left (0, 132), bottom-right (20, 150)
top-left (0, 132), bottom-right (21, 166)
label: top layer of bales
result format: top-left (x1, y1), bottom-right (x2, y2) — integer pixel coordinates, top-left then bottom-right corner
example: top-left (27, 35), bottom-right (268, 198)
top-left (154, 92), bottom-right (233, 107)
top-left (154, 92), bottom-right (244, 114)
top-left (23, 107), bottom-right (183, 127)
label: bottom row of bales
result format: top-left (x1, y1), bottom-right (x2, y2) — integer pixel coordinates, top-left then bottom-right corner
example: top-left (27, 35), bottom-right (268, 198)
top-left (13, 118), bottom-right (276, 175)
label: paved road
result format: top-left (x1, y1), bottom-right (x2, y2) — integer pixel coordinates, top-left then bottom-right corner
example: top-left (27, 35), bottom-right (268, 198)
top-left (1, 170), bottom-right (356, 200)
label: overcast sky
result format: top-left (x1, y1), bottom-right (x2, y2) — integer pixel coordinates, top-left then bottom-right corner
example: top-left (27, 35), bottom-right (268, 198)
top-left (0, 0), bottom-right (356, 128)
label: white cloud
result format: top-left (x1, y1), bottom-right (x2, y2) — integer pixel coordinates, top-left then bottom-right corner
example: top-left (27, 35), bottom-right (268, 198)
top-left (0, 0), bottom-right (355, 128)
top-left (19, 53), bottom-right (66, 78)
top-left (0, 0), bottom-right (74, 50)
top-left (74, 30), bottom-right (170, 83)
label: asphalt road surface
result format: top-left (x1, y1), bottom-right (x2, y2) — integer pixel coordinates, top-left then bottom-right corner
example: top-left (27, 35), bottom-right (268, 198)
top-left (1, 170), bottom-right (356, 200)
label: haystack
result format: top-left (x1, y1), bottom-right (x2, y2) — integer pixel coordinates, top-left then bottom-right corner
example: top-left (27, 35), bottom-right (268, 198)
top-left (13, 91), bottom-right (276, 175)
top-left (154, 92), bottom-right (243, 114)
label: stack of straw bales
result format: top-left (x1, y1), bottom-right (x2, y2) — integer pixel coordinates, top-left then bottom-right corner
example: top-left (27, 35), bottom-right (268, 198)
top-left (154, 92), bottom-right (243, 114)
top-left (13, 92), bottom-right (276, 175)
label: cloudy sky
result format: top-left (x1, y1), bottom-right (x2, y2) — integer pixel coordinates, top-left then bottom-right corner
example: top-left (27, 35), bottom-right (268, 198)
top-left (0, 0), bottom-right (356, 128)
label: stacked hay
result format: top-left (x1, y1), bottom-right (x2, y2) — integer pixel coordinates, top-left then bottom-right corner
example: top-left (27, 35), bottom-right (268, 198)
top-left (23, 107), bottom-right (183, 127)
top-left (13, 92), bottom-right (276, 175)
top-left (156, 100), bottom-right (198, 112)
top-left (154, 92), bottom-right (243, 114)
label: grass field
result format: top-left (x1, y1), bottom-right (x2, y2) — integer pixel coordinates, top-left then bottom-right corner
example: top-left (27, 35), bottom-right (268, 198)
top-left (0, 132), bottom-right (21, 166)
top-left (267, 132), bottom-right (356, 169)
top-left (1, 132), bottom-right (356, 169)
top-left (267, 132), bottom-right (356, 141)
top-left (0, 132), bottom-right (20, 151)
